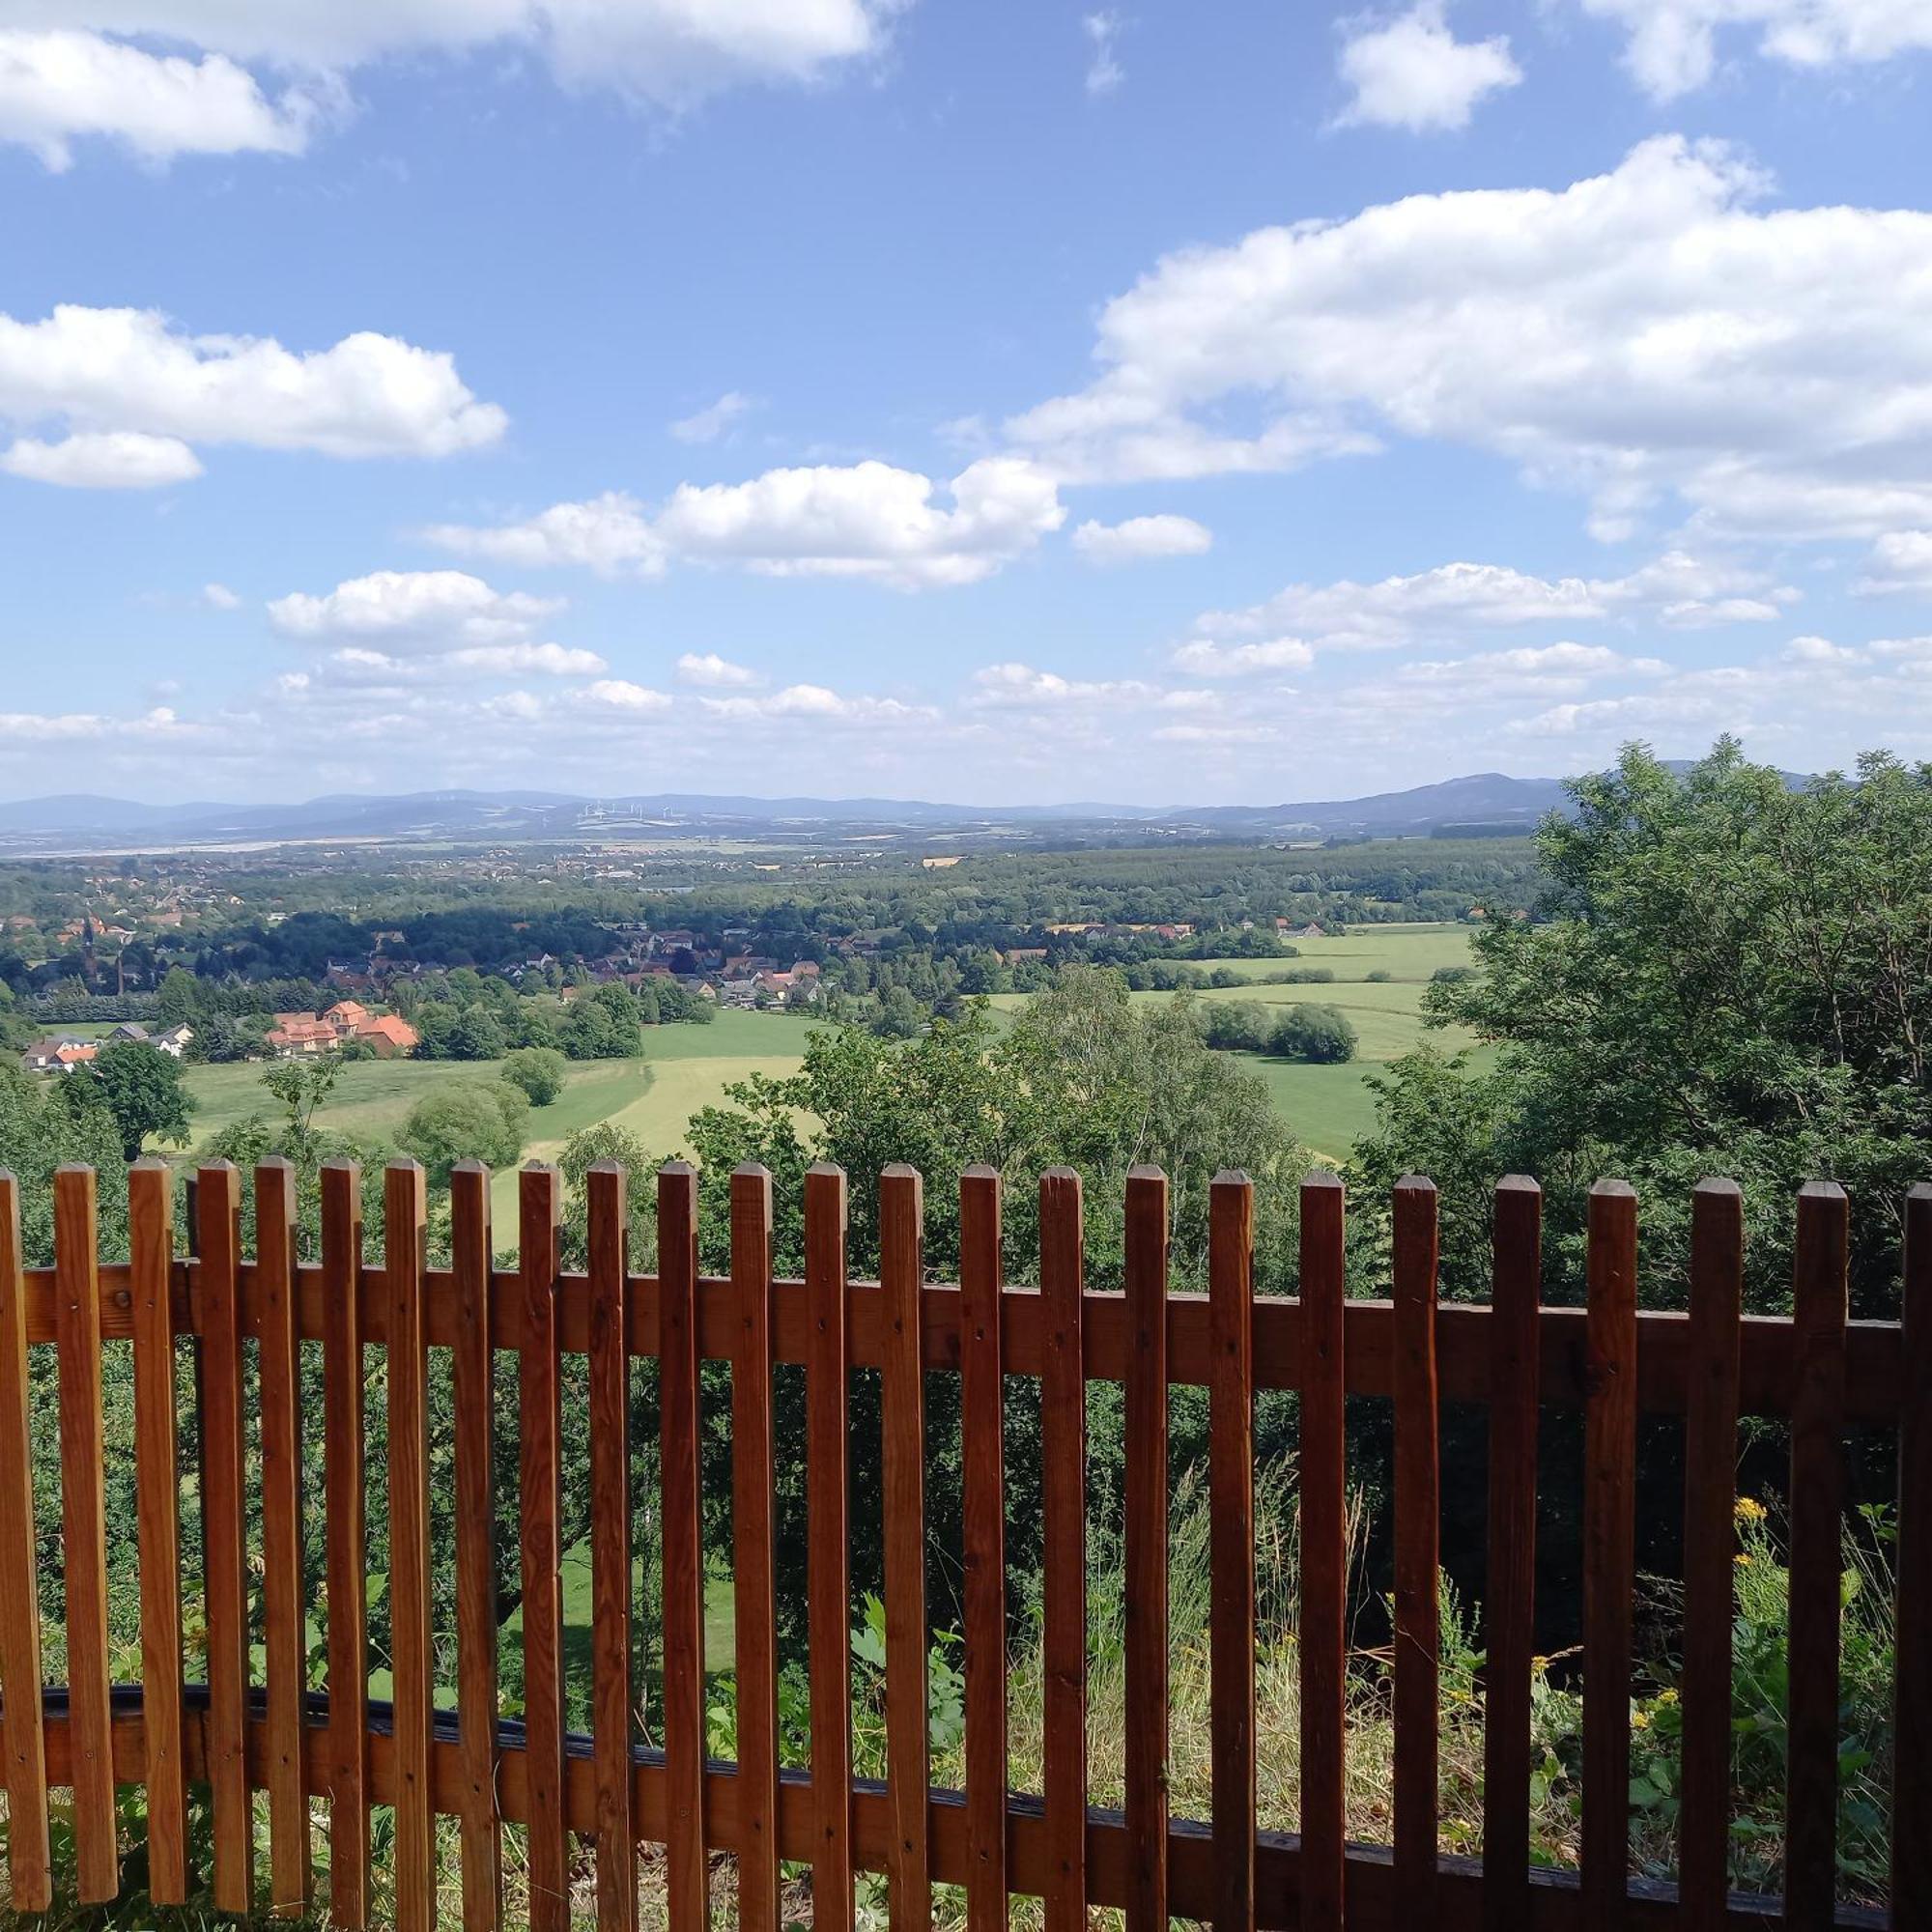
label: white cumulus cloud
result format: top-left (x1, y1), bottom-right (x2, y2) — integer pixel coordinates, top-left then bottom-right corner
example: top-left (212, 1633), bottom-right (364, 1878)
top-left (432, 456), bottom-right (1065, 590)
top-left (0, 28), bottom-right (324, 169)
top-left (1004, 137), bottom-right (1932, 538)
top-left (0, 304), bottom-right (504, 486)
top-left (1334, 2), bottom-right (1522, 132)
top-left (676, 651), bottom-right (761, 687)
top-left (1071, 513), bottom-right (1212, 564)
top-left (0, 428), bottom-right (200, 487)
top-left (268, 571), bottom-right (564, 652)
top-left (1574, 0), bottom-right (1932, 99)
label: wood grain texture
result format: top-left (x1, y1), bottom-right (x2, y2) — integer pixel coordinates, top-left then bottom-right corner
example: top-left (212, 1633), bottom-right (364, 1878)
top-left (658, 1161), bottom-right (707, 1930)
top-left (1123, 1165), bottom-right (1171, 1932)
top-left (1209, 1172), bottom-right (1257, 1932)
top-left (1786, 1182), bottom-right (1848, 1931)
top-left (879, 1165), bottom-right (931, 1930)
top-left (729, 1165), bottom-right (781, 1932)
top-left (1581, 1180), bottom-right (1638, 1932)
top-left (587, 1163), bottom-right (637, 1932)
top-left (0, 1173), bottom-right (48, 1912)
top-left (1896, 1182), bottom-right (1932, 1928)
top-left (1298, 1171), bottom-right (1349, 1932)
top-left (1392, 1175), bottom-right (1441, 1920)
top-left (450, 1162), bottom-right (502, 1932)
top-left (1679, 1180), bottom-right (1743, 1930)
top-left (256, 1160), bottom-right (310, 1914)
top-left (128, 1159), bottom-right (186, 1904)
top-left (806, 1163), bottom-right (854, 1930)
top-left (1483, 1177), bottom-right (1542, 1932)
top-left (196, 1160), bottom-right (253, 1914)
top-left (518, 1163), bottom-right (568, 1932)
top-left (386, 1161), bottom-right (436, 1932)
top-left (1039, 1168), bottom-right (1089, 1932)
top-left (321, 1160), bottom-right (370, 1928)
top-left (54, 1167), bottom-right (115, 1902)
top-left (958, 1165), bottom-right (1008, 1932)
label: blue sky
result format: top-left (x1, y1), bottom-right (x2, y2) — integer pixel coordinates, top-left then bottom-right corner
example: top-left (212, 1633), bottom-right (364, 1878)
top-left (2, 0), bottom-right (1930, 805)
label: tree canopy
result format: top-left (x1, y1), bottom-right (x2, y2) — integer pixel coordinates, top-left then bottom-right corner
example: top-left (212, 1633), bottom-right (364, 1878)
top-left (1353, 741), bottom-right (1931, 1313)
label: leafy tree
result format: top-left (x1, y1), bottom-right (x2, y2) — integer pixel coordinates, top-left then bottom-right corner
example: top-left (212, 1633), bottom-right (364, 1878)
top-left (1266, 1004), bottom-right (1357, 1064)
top-left (1354, 741), bottom-right (1932, 1316)
top-left (399, 1081), bottom-right (528, 1188)
top-left (562, 993), bottom-right (639, 1061)
top-left (501, 1045), bottom-right (569, 1107)
top-left (1202, 1000), bottom-right (1271, 1052)
top-left (156, 965), bottom-right (202, 1025)
top-left (92, 1039), bottom-right (196, 1160)
top-left (448, 1003), bottom-right (508, 1061)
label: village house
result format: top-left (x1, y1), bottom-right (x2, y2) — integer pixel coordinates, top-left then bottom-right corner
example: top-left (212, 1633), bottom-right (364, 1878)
top-left (19, 1037), bottom-right (99, 1074)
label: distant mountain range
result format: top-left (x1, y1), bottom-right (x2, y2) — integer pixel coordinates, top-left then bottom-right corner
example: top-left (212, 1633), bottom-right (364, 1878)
top-left (0, 770), bottom-right (1666, 852)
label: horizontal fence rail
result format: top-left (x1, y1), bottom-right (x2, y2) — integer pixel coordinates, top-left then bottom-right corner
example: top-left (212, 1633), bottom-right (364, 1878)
top-left (0, 1157), bottom-right (1922, 1929)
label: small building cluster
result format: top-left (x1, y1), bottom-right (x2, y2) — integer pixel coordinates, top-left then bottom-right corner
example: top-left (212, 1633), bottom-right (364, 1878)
top-left (263, 1000), bottom-right (419, 1059)
top-left (18, 1020), bottom-right (195, 1073)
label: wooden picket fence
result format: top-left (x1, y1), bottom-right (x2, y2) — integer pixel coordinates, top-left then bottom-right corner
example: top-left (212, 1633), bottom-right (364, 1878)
top-left (0, 1156), bottom-right (1925, 1929)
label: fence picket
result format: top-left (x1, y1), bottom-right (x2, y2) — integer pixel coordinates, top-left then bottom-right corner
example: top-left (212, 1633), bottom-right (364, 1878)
top-left (659, 1161), bottom-right (707, 1929)
top-left (518, 1162), bottom-right (568, 1932)
top-left (807, 1162), bottom-right (855, 1927)
top-left (196, 1159), bottom-right (253, 1914)
top-left (960, 1164), bottom-right (1008, 1931)
top-left (1039, 1169), bottom-right (1089, 1930)
top-left (1897, 1182), bottom-right (1932, 1928)
top-left (881, 1165), bottom-right (931, 1929)
top-left (1392, 1174), bottom-right (1440, 1920)
top-left (730, 1164), bottom-right (781, 1932)
top-left (1680, 1179), bottom-right (1743, 1929)
top-left (1787, 1182), bottom-right (1849, 1930)
top-left (1581, 1179), bottom-right (1638, 1932)
top-left (1483, 1177), bottom-right (1542, 1931)
top-left (587, 1161), bottom-right (637, 1932)
top-left (0, 1173), bottom-right (48, 1913)
top-left (53, 1166), bottom-right (115, 1903)
top-left (128, 1158), bottom-right (186, 1904)
top-left (1123, 1166), bottom-right (1170, 1932)
top-left (255, 1158), bottom-right (310, 1915)
top-left (1209, 1171), bottom-right (1257, 1932)
top-left (386, 1160), bottom-right (436, 1932)
top-left (1299, 1170), bottom-right (1348, 1932)
top-left (450, 1161), bottom-right (502, 1932)
top-left (321, 1159), bottom-right (369, 1927)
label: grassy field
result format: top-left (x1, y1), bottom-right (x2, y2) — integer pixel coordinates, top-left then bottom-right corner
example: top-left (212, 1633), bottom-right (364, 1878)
top-left (175, 1007), bottom-right (815, 1217)
top-left (990, 922), bottom-right (1483, 1160)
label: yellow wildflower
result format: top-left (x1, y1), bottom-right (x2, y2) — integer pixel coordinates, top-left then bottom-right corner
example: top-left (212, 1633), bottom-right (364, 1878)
top-left (1734, 1496), bottom-right (1767, 1524)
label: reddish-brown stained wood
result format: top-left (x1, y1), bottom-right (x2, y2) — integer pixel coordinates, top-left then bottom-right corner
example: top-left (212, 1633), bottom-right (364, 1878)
top-left (386, 1160), bottom-right (436, 1932)
top-left (128, 1158), bottom-right (186, 1904)
top-left (449, 1162), bottom-right (501, 1932)
top-left (958, 1164), bottom-right (1008, 1932)
top-left (1786, 1182), bottom-right (1848, 1930)
top-left (1581, 1179), bottom-right (1638, 1932)
top-left (587, 1163), bottom-right (637, 1932)
top-left (1392, 1174), bottom-right (1441, 1920)
top-left (880, 1165), bottom-right (930, 1929)
top-left (519, 1163), bottom-right (569, 1932)
top-left (0, 1172), bottom-right (48, 1913)
top-left (1298, 1171), bottom-right (1348, 1932)
top-left (1897, 1182), bottom-right (1932, 1926)
top-left (1483, 1177), bottom-right (1542, 1932)
top-left (196, 1159), bottom-right (253, 1914)
top-left (1123, 1165), bottom-right (1170, 1932)
top-left (806, 1162), bottom-right (854, 1929)
top-left (1209, 1171), bottom-right (1257, 1932)
top-left (320, 1160), bottom-right (370, 1927)
top-left (659, 1161), bottom-right (707, 1929)
top-left (1680, 1180), bottom-right (1743, 1930)
top-left (729, 1165), bottom-right (781, 1932)
top-left (1039, 1168), bottom-right (1089, 1931)
top-left (54, 1168), bottom-right (115, 1902)
top-left (256, 1158), bottom-right (310, 1914)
